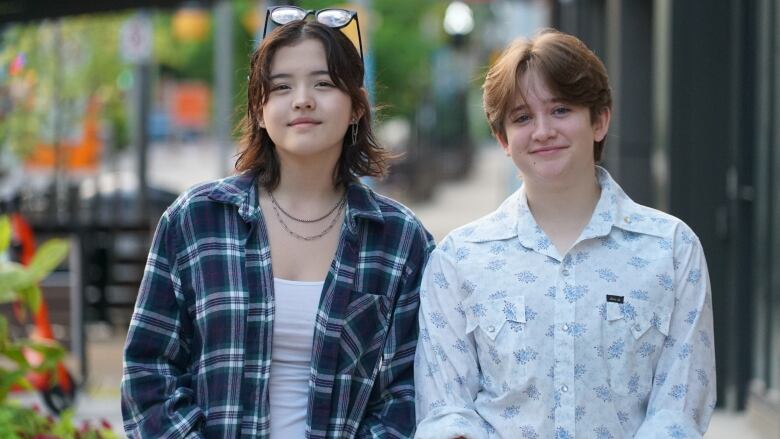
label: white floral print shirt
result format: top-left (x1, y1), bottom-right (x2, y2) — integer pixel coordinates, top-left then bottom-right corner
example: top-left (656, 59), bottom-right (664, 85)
top-left (414, 167), bottom-right (716, 439)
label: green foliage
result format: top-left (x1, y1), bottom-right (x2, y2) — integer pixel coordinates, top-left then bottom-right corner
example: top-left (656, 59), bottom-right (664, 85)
top-left (296, 0), bottom-right (438, 119)
top-left (0, 239), bottom-right (67, 316)
top-left (0, 215), bottom-right (68, 405)
top-left (0, 0), bottom-right (447, 163)
top-left (372, 0), bottom-right (438, 118)
top-left (0, 403), bottom-right (120, 438)
top-left (153, 13), bottom-right (214, 83)
top-left (25, 239), bottom-right (70, 287)
top-left (0, 216), bottom-right (9, 255)
top-left (0, 215), bottom-right (118, 436)
top-left (0, 15), bottom-right (132, 158)
top-left (154, 1), bottom-right (257, 130)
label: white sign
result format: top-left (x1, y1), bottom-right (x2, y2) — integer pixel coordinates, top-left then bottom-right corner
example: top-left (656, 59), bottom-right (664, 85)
top-left (120, 15), bottom-right (153, 64)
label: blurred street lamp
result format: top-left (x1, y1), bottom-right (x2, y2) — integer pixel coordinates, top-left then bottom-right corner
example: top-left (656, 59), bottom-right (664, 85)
top-left (443, 1), bottom-right (474, 37)
top-left (172, 4), bottom-right (210, 42)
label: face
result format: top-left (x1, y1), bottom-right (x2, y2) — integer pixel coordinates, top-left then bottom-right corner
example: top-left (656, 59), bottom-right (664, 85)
top-left (498, 70), bottom-right (610, 189)
top-left (260, 38), bottom-right (355, 165)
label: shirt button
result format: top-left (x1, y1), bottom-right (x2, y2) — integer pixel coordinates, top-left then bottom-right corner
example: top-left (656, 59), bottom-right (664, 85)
top-left (633, 323), bottom-right (642, 332)
top-left (562, 269), bottom-right (570, 276)
top-left (624, 216), bottom-right (632, 224)
top-left (561, 385), bottom-right (569, 393)
top-left (487, 325), bottom-right (496, 333)
top-left (562, 324), bottom-right (569, 332)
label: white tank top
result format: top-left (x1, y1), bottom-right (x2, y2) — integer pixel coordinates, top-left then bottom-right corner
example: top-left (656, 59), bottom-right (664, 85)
top-left (269, 278), bottom-right (323, 439)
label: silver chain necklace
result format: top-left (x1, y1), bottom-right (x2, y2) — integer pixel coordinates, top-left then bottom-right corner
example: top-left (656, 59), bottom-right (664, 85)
top-left (269, 190), bottom-right (346, 223)
top-left (270, 195), bottom-right (346, 241)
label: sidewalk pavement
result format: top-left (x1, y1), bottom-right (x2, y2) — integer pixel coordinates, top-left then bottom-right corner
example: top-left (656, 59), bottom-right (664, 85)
top-left (10, 142), bottom-right (768, 437)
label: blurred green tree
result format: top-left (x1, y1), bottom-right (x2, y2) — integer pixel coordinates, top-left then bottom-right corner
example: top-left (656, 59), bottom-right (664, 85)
top-left (0, 15), bottom-right (130, 159)
top-left (0, 0), bottom-right (442, 162)
top-left (298, 0), bottom-right (439, 120)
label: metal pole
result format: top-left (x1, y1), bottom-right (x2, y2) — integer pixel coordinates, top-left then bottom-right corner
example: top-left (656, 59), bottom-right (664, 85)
top-left (69, 234), bottom-right (86, 383)
top-left (353, 0), bottom-right (375, 104)
top-left (130, 12), bottom-right (152, 224)
top-left (214, 0), bottom-right (234, 177)
top-left (134, 63), bottom-right (151, 223)
top-left (53, 21), bottom-right (66, 225)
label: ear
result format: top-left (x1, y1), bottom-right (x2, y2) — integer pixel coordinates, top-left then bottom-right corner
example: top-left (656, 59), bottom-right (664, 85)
top-left (494, 130), bottom-right (511, 156)
top-left (352, 88), bottom-right (369, 122)
top-left (592, 107), bottom-right (611, 142)
top-left (257, 114), bottom-right (266, 129)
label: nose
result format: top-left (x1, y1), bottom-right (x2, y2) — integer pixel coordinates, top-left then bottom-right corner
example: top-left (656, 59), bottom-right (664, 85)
top-left (292, 88), bottom-right (315, 110)
top-left (531, 116), bottom-right (556, 142)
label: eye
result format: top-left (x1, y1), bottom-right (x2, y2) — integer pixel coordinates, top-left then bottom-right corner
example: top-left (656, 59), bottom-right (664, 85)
top-left (552, 106), bottom-right (571, 116)
top-left (315, 80), bottom-right (336, 88)
top-left (512, 114), bottom-right (531, 124)
top-left (270, 83), bottom-right (290, 92)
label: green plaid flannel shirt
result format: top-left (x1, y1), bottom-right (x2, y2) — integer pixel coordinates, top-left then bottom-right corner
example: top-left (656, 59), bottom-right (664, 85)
top-left (121, 172), bottom-right (434, 438)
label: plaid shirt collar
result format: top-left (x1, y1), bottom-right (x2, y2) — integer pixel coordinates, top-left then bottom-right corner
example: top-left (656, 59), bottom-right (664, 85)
top-left (207, 172), bottom-right (385, 234)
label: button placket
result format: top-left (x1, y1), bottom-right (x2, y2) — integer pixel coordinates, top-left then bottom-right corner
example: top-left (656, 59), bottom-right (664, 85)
top-left (554, 251), bottom-right (577, 433)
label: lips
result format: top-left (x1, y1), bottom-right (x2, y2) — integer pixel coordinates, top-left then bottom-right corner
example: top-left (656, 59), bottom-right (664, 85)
top-left (530, 145), bottom-right (567, 154)
top-left (288, 117), bottom-right (321, 126)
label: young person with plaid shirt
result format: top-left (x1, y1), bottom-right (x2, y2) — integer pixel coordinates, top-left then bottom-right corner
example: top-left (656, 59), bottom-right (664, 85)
top-left (122, 14), bottom-right (432, 438)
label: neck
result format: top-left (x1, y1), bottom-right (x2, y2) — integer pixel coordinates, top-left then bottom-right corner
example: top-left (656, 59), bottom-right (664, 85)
top-left (523, 171), bottom-right (601, 254)
top-left (272, 139), bottom-right (346, 197)
top-left (275, 151), bottom-right (343, 194)
top-left (523, 164), bottom-right (601, 219)
top-left (268, 160), bottom-right (345, 216)
top-left (525, 176), bottom-right (600, 217)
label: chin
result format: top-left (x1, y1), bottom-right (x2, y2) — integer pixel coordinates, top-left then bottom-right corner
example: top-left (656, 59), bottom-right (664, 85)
top-left (528, 162), bottom-right (570, 180)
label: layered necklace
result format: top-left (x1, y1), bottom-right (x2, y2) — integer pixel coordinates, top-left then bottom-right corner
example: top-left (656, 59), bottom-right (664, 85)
top-left (269, 190), bottom-right (346, 241)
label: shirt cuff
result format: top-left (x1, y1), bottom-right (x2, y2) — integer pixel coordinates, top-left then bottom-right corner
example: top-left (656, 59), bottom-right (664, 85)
top-left (634, 409), bottom-right (705, 439)
top-left (415, 412), bottom-right (487, 439)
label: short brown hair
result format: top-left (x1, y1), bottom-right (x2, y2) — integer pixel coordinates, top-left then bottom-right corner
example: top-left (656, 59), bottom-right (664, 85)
top-left (483, 29), bottom-right (612, 161)
top-left (235, 20), bottom-right (388, 190)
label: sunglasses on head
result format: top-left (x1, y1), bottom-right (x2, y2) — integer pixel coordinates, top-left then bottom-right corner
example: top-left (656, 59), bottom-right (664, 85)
top-left (262, 6), bottom-right (363, 61)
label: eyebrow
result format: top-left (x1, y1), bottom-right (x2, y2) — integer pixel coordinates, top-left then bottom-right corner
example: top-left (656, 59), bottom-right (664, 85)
top-left (509, 97), bottom-right (566, 113)
top-left (269, 70), bottom-right (331, 81)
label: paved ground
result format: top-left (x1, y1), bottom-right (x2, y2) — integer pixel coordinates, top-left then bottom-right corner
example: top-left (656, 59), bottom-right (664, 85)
top-left (10, 142), bottom-right (768, 437)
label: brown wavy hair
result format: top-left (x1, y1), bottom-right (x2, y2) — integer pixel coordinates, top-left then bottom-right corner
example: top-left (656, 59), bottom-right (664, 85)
top-left (235, 20), bottom-right (388, 190)
top-left (483, 28), bottom-right (612, 161)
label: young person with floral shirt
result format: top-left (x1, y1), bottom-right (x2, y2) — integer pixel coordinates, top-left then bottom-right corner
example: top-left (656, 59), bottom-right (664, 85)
top-left (414, 29), bottom-right (715, 439)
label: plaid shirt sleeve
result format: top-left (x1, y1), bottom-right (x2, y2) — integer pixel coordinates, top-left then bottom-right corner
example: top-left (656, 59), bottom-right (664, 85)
top-left (356, 225), bottom-right (434, 438)
top-left (121, 209), bottom-right (206, 439)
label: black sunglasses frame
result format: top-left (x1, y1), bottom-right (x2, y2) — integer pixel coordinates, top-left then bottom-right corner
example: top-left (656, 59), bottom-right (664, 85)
top-left (262, 6), bottom-right (364, 62)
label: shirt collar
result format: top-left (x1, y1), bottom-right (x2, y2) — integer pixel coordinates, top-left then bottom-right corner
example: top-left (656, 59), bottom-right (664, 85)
top-left (462, 166), bottom-right (669, 246)
top-left (207, 172), bottom-right (384, 232)
top-left (583, 166), bottom-right (671, 240)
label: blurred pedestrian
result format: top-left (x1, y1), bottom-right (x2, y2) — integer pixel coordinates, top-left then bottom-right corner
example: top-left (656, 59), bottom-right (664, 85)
top-left (414, 29), bottom-right (715, 438)
top-left (122, 8), bottom-right (433, 438)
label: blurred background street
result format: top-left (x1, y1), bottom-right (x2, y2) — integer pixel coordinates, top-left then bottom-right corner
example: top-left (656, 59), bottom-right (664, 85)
top-left (11, 144), bottom-right (769, 438)
top-left (2, 0), bottom-right (779, 437)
